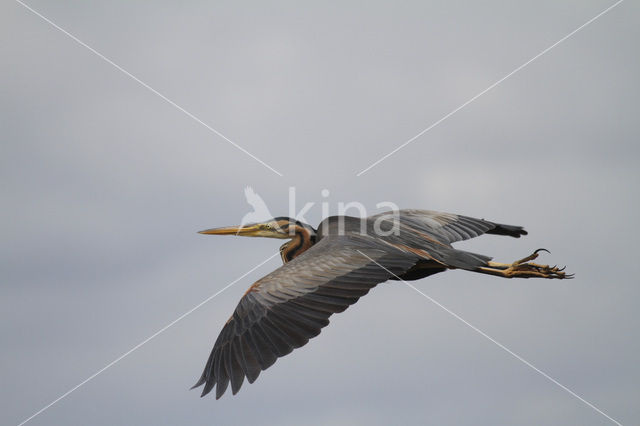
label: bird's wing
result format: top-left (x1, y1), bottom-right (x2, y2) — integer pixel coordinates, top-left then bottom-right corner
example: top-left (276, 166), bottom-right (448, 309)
top-left (370, 209), bottom-right (526, 245)
top-left (193, 234), bottom-right (419, 399)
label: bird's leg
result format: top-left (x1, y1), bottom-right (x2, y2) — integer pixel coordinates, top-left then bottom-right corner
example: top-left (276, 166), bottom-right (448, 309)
top-left (487, 249), bottom-right (550, 269)
top-left (478, 249), bottom-right (573, 279)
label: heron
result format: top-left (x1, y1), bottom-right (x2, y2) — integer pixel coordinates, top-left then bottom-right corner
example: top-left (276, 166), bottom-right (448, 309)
top-left (192, 210), bottom-right (572, 399)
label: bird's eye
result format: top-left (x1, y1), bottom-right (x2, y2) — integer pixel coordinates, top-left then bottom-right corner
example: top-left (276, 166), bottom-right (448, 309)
top-left (264, 223), bottom-right (273, 229)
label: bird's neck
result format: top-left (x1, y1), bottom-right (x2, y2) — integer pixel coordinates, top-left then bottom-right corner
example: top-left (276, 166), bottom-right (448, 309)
top-left (279, 225), bottom-right (316, 263)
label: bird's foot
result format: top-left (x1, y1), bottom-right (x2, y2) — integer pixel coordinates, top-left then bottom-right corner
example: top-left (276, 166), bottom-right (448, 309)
top-left (503, 262), bottom-right (572, 279)
top-left (513, 248), bottom-right (548, 265)
top-left (482, 249), bottom-right (573, 279)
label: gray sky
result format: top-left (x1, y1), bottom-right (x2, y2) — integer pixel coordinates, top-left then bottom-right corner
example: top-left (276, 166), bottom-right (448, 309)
top-left (1, 1), bottom-right (638, 425)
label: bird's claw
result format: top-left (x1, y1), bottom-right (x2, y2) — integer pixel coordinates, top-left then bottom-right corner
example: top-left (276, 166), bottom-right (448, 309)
top-left (507, 262), bottom-right (573, 279)
top-left (505, 250), bottom-right (573, 279)
top-left (514, 249), bottom-right (547, 265)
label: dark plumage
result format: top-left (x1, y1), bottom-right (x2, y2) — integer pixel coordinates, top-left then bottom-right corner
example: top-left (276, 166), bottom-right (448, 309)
top-left (193, 209), bottom-right (570, 399)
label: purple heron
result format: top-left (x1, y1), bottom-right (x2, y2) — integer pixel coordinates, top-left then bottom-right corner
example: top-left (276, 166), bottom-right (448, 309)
top-left (192, 210), bottom-right (572, 399)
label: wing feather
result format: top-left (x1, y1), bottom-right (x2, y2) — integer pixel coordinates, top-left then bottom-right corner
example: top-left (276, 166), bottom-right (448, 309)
top-left (193, 235), bottom-right (418, 398)
top-left (370, 209), bottom-right (526, 244)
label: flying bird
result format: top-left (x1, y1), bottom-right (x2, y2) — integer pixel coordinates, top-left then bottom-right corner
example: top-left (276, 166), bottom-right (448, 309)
top-left (192, 210), bottom-right (572, 399)
top-left (238, 186), bottom-right (273, 229)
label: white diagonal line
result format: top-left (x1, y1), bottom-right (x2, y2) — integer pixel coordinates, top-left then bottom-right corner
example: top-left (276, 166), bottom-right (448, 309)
top-left (15, 0), bottom-right (283, 177)
top-left (16, 252), bottom-right (280, 426)
top-left (356, 0), bottom-right (623, 176)
top-left (356, 250), bottom-right (623, 426)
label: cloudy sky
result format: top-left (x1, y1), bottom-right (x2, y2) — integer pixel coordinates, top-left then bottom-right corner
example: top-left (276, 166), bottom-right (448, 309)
top-left (1, 1), bottom-right (638, 425)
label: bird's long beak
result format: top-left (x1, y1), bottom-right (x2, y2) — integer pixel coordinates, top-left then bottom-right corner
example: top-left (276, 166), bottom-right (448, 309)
top-left (198, 224), bottom-right (262, 236)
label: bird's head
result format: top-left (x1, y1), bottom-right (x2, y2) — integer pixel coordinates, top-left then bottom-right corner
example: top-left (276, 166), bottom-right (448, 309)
top-left (199, 217), bottom-right (314, 239)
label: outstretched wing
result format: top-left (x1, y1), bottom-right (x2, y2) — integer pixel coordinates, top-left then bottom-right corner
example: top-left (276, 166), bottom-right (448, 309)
top-left (371, 209), bottom-right (526, 245)
top-left (193, 234), bottom-right (419, 399)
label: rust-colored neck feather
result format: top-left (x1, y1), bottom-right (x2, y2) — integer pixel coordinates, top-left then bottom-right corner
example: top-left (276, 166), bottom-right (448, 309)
top-left (279, 225), bottom-right (316, 263)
